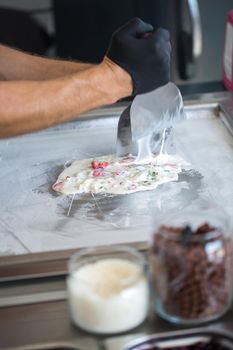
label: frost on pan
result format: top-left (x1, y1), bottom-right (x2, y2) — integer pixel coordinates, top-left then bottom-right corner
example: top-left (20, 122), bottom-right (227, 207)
top-left (1, 108), bottom-right (233, 255)
top-left (52, 153), bottom-right (187, 195)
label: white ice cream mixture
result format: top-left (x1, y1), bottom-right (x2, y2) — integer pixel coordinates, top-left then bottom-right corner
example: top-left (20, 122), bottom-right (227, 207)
top-left (53, 153), bottom-right (186, 195)
top-left (67, 258), bottom-right (149, 333)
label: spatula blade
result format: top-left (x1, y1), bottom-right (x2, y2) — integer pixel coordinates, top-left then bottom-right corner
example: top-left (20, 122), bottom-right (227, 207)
top-left (116, 105), bottom-right (137, 157)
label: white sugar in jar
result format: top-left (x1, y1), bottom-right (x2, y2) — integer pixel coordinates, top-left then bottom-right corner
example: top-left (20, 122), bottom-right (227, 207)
top-left (67, 246), bottom-right (149, 334)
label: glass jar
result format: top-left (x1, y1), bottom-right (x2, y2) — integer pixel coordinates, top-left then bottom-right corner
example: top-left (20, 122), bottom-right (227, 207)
top-left (67, 245), bottom-right (149, 334)
top-left (149, 199), bottom-right (233, 325)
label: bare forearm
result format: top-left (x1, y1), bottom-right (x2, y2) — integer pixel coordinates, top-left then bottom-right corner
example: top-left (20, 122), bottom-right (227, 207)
top-left (0, 44), bottom-right (93, 81)
top-left (0, 59), bottom-right (132, 138)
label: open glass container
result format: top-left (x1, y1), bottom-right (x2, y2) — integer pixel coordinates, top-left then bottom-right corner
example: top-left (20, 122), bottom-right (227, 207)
top-left (67, 245), bottom-right (149, 334)
top-left (149, 199), bottom-right (233, 325)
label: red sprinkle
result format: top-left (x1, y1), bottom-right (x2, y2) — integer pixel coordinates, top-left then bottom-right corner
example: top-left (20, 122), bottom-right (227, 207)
top-left (91, 161), bottom-right (99, 169)
top-left (98, 161), bottom-right (109, 168)
top-left (91, 160), bottom-right (109, 169)
top-left (93, 170), bottom-right (103, 177)
top-left (52, 182), bottom-right (63, 191)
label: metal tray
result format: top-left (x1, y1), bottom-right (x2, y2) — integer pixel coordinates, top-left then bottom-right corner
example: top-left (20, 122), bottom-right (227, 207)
top-left (104, 328), bottom-right (233, 350)
top-left (0, 92), bottom-right (233, 264)
top-left (1, 91), bottom-right (233, 349)
top-left (2, 327), bottom-right (233, 350)
top-left (1, 337), bottom-right (98, 350)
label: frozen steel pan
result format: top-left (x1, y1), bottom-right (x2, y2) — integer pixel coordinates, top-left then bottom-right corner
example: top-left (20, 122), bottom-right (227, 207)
top-left (0, 92), bottom-right (233, 257)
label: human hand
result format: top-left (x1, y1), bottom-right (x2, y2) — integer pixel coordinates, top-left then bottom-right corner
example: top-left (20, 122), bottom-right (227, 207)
top-left (106, 17), bottom-right (171, 95)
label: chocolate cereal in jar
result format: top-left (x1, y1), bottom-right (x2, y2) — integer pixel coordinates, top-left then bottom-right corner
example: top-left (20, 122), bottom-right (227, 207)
top-left (149, 200), bottom-right (233, 325)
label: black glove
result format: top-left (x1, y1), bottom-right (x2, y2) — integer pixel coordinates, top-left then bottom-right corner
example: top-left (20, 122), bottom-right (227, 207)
top-left (106, 17), bottom-right (171, 95)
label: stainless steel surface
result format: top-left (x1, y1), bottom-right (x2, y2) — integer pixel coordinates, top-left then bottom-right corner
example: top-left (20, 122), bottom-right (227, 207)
top-left (0, 289), bottom-right (67, 308)
top-left (0, 242), bottom-right (148, 282)
top-left (2, 338), bottom-right (98, 350)
top-left (0, 273), bottom-right (67, 307)
top-left (3, 338), bottom-right (98, 350)
top-left (1, 91), bottom-right (233, 260)
top-left (178, 0), bottom-right (203, 79)
top-left (1, 290), bottom-right (233, 350)
top-left (1, 250), bottom-right (233, 349)
top-left (104, 334), bottom-right (146, 350)
top-left (1, 92), bottom-right (233, 350)
top-left (219, 98), bottom-right (233, 132)
top-left (106, 328), bottom-right (233, 350)
top-left (0, 298), bottom-right (101, 350)
top-left (187, 0), bottom-right (202, 61)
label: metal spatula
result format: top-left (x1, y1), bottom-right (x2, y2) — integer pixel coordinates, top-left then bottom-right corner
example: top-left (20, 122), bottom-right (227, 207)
top-left (116, 104), bottom-right (137, 157)
top-left (116, 82), bottom-right (184, 158)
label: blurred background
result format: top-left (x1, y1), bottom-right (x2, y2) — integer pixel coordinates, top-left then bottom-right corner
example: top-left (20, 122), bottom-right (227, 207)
top-left (0, 0), bottom-right (232, 94)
